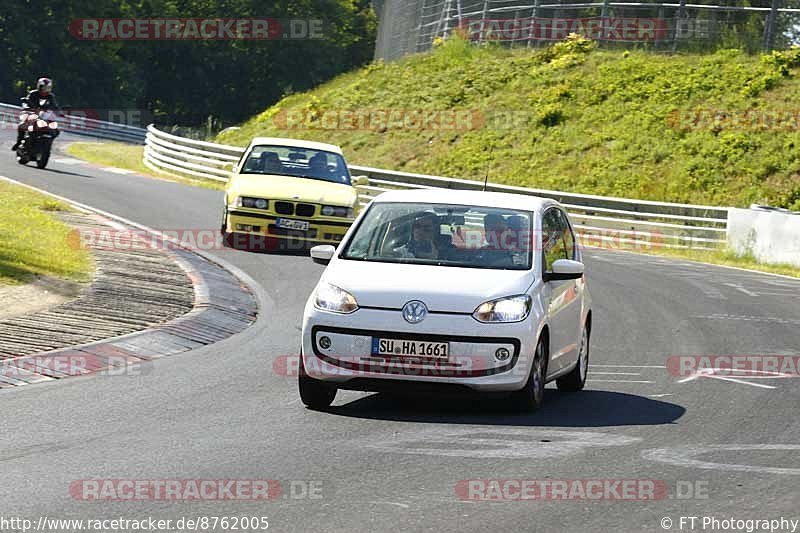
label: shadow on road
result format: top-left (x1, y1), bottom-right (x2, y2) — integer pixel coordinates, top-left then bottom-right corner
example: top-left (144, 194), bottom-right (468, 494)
top-left (43, 167), bottom-right (96, 179)
top-left (327, 389), bottom-right (685, 427)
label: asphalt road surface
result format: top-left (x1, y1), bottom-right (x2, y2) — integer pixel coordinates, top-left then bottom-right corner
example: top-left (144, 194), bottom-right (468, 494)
top-left (1, 131), bottom-right (798, 533)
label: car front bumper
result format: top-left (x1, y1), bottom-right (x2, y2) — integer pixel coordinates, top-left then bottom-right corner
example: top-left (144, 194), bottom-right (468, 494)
top-left (301, 304), bottom-right (538, 392)
top-left (227, 208), bottom-right (352, 244)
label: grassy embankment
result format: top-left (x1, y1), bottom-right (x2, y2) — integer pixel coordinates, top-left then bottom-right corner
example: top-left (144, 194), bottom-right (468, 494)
top-left (0, 181), bottom-right (91, 285)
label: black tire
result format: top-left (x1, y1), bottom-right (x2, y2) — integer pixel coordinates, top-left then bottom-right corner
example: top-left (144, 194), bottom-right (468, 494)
top-left (220, 208), bottom-right (233, 248)
top-left (17, 156), bottom-right (28, 165)
top-left (556, 323), bottom-right (590, 392)
top-left (36, 145), bottom-right (50, 169)
top-left (510, 337), bottom-right (547, 412)
top-left (298, 351), bottom-right (336, 410)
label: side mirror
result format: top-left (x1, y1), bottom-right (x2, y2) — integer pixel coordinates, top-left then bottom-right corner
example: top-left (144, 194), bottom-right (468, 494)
top-left (543, 259), bottom-right (584, 282)
top-left (352, 175), bottom-right (369, 187)
top-left (310, 245), bottom-right (336, 265)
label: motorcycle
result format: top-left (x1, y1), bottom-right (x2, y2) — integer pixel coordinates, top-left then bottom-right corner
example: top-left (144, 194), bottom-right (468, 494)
top-left (16, 97), bottom-right (60, 169)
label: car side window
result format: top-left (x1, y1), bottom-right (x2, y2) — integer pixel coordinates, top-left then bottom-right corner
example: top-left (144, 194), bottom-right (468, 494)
top-left (556, 209), bottom-right (576, 260)
top-left (541, 209), bottom-right (568, 272)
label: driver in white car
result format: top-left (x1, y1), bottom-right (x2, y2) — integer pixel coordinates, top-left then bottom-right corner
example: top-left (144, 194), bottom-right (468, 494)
top-left (393, 212), bottom-right (441, 260)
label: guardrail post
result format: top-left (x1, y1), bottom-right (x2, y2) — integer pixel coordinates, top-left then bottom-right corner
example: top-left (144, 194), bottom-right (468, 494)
top-left (527, 0), bottom-right (540, 48)
top-left (762, 0), bottom-right (780, 51)
top-left (600, 0), bottom-right (611, 43)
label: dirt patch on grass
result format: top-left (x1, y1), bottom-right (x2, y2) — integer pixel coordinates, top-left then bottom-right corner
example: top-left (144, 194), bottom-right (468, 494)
top-left (0, 276), bottom-right (85, 320)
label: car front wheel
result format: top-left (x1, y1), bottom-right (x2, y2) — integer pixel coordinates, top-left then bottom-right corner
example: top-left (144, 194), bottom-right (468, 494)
top-left (298, 351), bottom-right (337, 410)
top-left (556, 323), bottom-right (589, 392)
top-left (510, 337), bottom-right (547, 412)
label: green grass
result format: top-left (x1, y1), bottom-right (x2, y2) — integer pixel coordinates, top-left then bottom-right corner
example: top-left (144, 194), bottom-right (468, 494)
top-left (0, 182), bottom-right (92, 285)
top-left (66, 142), bottom-right (224, 191)
top-left (218, 35), bottom-right (800, 211)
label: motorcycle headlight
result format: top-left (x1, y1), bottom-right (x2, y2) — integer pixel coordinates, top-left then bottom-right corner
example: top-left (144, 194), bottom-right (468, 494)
top-left (321, 205), bottom-right (354, 218)
top-left (473, 295), bottom-right (531, 323)
top-left (27, 125), bottom-right (34, 132)
top-left (314, 282), bottom-right (358, 314)
top-left (48, 122), bottom-right (58, 129)
top-left (36, 120), bottom-right (48, 128)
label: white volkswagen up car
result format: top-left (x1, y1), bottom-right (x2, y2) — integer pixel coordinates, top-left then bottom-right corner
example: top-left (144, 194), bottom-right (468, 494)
top-left (299, 189), bottom-right (592, 411)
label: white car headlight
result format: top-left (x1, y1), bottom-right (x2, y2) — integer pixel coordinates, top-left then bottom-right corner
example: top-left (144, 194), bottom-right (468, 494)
top-left (314, 283), bottom-right (358, 314)
top-left (473, 295), bottom-right (531, 323)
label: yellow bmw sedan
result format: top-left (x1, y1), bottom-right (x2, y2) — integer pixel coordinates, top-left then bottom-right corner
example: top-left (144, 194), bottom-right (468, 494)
top-left (221, 137), bottom-right (366, 251)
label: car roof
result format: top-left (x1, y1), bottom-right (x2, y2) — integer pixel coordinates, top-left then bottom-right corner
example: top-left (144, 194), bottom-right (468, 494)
top-left (248, 137), bottom-right (344, 155)
top-left (371, 188), bottom-right (560, 213)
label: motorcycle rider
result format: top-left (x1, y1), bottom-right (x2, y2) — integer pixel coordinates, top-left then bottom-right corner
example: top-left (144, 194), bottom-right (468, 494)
top-left (11, 77), bottom-right (60, 151)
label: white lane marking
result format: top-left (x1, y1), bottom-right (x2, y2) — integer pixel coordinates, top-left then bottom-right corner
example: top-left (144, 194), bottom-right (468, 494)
top-left (702, 375), bottom-right (776, 389)
top-left (643, 445), bottom-right (800, 475)
top-left (691, 314), bottom-right (800, 325)
top-left (52, 157), bottom-right (81, 165)
top-left (752, 291), bottom-right (800, 297)
top-left (365, 429), bottom-right (640, 459)
top-left (723, 283), bottom-right (759, 297)
top-left (593, 364), bottom-right (666, 368)
top-left (677, 368), bottom-right (790, 389)
top-left (588, 372), bottom-right (642, 376)
top-left (366, 501), bottom-right (410, 509)
top-left (101, 167), bottom-right (134, 175)
top-left (587, 379), bottom-right (654, 383)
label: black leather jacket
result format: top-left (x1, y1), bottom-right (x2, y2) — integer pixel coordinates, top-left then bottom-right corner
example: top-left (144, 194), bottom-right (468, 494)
top-left (22, 90), bottom-right (60, 111)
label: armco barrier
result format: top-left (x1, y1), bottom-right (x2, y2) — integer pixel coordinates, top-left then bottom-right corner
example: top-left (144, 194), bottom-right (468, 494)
top-left (143, 124), bottom-right (729, 250)
top-left (0, 103), bottom-right (146, 144)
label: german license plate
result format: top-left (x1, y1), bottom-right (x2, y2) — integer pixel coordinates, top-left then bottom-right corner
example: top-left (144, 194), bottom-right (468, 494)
top-left (372, 338), bottom-right (449, 359)
top-left (276, 218), bottom-right (310, 231)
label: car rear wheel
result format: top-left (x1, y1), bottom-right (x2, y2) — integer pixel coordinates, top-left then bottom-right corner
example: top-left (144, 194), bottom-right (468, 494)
top-left (556, 323), bottom-right (589, 392)
top-left (298, 350), bottom-right (337, 410)
top-left (510, 337), bottom-right (546, 412)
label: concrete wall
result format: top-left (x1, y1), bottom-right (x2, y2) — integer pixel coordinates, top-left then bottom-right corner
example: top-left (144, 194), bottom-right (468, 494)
top-left (727, 208), bottom-right (800, 267)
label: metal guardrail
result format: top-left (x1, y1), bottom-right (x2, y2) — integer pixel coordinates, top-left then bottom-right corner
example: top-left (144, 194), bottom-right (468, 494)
top-left (144, 124), bottom-right (728, 250)
top-left (0, 103), bottom-right (146, 144)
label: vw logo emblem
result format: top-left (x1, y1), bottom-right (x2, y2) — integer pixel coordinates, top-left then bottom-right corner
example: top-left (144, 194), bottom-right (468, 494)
top-left (402, 300), bottom-right (428, 324)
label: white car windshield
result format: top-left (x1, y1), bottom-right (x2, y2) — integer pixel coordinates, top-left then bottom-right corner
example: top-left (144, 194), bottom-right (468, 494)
top-left (341, 202), bottom-right (533, 270)
top-left (241, 145), bottom-right (351, 185)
